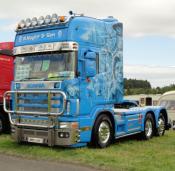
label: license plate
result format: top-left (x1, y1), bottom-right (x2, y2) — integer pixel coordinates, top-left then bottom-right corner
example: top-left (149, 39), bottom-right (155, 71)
top-left (27, 137), bottom-right (44, 144)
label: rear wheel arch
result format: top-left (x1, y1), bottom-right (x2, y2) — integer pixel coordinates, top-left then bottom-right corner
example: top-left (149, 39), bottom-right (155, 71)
top-left (149, 109), bottom-right (168, 129)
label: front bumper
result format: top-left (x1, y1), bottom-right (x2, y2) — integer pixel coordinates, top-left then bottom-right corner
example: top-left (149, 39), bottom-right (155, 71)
top-left (12, 126), bottom-right (80, 146)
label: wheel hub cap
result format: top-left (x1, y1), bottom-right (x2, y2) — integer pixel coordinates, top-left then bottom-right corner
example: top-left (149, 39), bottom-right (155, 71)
top-left (158, 118), bottom-right (165, 135)
top-left (145, 120), bottom-right (153, 137)
top-left (98, 121), bottom-right (110, 144)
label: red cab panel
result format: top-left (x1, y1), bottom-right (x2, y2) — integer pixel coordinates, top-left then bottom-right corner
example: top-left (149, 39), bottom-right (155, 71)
top-left (0, 42), bottom-right (14, 103)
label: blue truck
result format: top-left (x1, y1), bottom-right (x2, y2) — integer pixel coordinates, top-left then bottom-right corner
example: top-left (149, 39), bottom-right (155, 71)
top-left (3, 12), bottom-right (171, 148)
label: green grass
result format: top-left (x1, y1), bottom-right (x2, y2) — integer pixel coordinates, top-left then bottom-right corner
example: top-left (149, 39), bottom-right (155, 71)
top-left (0, 131), bottom-right (175, 171)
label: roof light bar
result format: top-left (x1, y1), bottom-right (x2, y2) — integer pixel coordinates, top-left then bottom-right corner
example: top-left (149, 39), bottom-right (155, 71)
top-left (16, 13), bottom-right (69, 31)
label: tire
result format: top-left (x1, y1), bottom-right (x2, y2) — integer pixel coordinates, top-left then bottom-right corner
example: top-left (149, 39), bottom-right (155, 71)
top-left (91, 114), bottom-right (114, 148)
top-left (0, 109), bottom-right (11, 133)
top-left (141, 113), bottom-right (155, 140)
top-left (156, 114), bottom-right (165, 136)
top-left (0, 115), bottom-right (5, 134)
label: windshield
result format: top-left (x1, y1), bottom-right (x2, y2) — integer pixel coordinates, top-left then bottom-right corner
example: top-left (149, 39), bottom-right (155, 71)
top-left (15, 52), bottom-right (76, 81)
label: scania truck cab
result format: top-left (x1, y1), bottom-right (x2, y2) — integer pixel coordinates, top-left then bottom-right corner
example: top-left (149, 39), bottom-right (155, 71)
top-left (4, 13), bottom-right (170, 147)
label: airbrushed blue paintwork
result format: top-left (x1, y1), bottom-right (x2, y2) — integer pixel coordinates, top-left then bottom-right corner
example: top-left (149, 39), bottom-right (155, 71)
top-left (15, 17), bottom-right (123, 103)
top-left (68, 17), bottom-right (123, 102)
top-left (114, 106), bottom-right (165, 133)
top-left (13, 16), bottom-right (166, 146)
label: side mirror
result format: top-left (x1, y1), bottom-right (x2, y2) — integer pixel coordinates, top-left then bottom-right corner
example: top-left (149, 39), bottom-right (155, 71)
top-left (84, 52), bottom-right (98, 77)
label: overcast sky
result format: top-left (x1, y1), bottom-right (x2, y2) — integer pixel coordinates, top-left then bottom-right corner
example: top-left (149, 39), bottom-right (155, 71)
top-left (0, 0), bottom-right (175, 87)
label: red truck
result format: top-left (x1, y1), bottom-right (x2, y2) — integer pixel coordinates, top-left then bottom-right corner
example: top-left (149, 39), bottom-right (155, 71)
top-left (0, 42), bottom-right (14, 133)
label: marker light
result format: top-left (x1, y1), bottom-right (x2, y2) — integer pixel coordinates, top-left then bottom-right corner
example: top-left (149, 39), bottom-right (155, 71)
top-left (19, 20), bottom-right (26, 28)
top-left (45, 15), bottom-right (51, 24)
top-left (59, 16), bottom-right (66, 22)
top-left (51, 13), bottom-right (58, 23)
top-left (38, 16), bottom-right (44, 25)
top-left (26, 18), bottom-right (32, 27)
top-left (31, 17), bottom-right (38, 26)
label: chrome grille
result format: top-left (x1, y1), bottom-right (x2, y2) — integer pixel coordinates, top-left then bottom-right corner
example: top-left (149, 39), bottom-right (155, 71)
top-left (17, 92), bottom-right (63, 113)
top-left (18, 93), bottom-right (49, 113)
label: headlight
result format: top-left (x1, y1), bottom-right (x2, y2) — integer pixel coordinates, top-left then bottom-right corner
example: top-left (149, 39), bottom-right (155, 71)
top-left (45, 15), bottom-right (51, 24)
top-left (60, 122), bottom-right (70, 129)
top-left (31, 17), bottom-right (38, 26)
top-left (38, 16), bottom-right (44, 25)
top-left (51, 13), bottom-right (58, 23)
top-left (26, 18), bottom-right (32, 27)
top-left (59, 122), bottom-right (78, 129)
top-left (19, 20), bottom-right (26, 28)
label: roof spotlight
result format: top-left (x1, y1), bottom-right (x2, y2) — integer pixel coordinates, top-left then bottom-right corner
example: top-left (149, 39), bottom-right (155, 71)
top-left (38, 16), bottom-right (45, 25)
top-left (31, 17), bottom-right (38, 26)
top-left (19, 20), bottom-right (26, 28)
top-left (45, 15), bottom-right (51, 24)
top-left (26, 18), bottom-right (32, 27)
top-left (51, 13), bottom-right (58, 23)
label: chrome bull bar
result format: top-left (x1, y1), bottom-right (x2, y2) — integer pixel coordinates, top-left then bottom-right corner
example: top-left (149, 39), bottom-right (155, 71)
top-left (3, 90), bottom-right (67, 128)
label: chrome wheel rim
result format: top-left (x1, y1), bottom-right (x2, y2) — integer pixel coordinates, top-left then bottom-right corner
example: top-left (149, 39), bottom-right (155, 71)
top-left (0, 119), bottom-right (2, 132)
top-left (158, 118), bottom-right (165, 135)
top-left (145, 119), bottom-right (153, 137)
top-left (98, 121), bottom-right (110, 144)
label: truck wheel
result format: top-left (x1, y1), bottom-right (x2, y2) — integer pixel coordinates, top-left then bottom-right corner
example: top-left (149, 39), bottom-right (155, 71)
top-left (156, 114), bottom-right (165, 136)
top-left (91, 114), bottom-right (114, 148)
top-left (0, 115), bottom-right (5, 134)
top-left (141, 113), bottom-right (155, 140)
